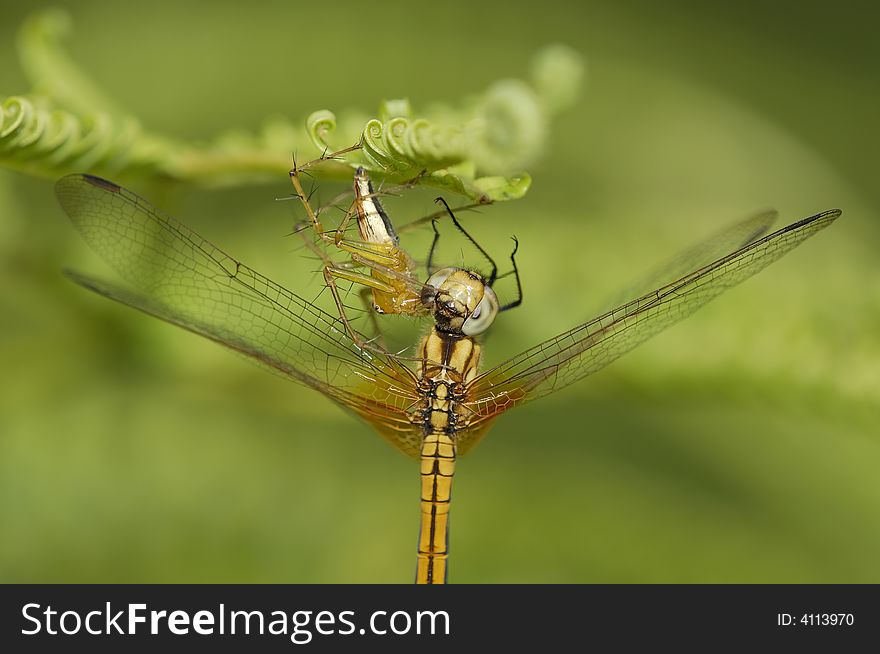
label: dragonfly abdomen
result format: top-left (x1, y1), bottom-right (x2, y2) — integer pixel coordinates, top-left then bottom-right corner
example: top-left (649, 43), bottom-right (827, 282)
top-left (417, 430), bottom-right (455, 584)
top-left (414, 329), bottom-right (481, 584)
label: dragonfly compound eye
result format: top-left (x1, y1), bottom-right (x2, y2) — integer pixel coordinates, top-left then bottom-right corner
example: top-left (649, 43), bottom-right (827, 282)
top-left (462, 286), bottom-right (499, 336)
top-left (425, 267), bottom-right (454, 291)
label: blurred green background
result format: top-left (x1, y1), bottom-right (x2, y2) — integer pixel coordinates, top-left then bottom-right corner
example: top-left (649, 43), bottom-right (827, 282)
top-left (1, 0), bottom-right (878, 583)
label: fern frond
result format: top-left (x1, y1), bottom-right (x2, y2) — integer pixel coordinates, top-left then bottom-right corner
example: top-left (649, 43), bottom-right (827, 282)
top-left (2, 9), bottom-right (585, 202)
top-left (1, 96), bottom-right (139, 176)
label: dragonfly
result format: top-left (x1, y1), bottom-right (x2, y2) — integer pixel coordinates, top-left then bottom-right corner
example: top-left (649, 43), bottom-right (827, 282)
top-left (56, 172), bottom-right (840, 583)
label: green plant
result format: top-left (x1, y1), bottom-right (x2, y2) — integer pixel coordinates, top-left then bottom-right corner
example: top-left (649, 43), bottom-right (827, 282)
top-left (1, 8), bottom-right (583, 201)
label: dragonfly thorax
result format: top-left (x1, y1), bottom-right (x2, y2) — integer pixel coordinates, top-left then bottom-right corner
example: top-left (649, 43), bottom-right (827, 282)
top-left (423, 267), bottom-right (499, 336)
top-left (415, 330), bottom-right (483, 435)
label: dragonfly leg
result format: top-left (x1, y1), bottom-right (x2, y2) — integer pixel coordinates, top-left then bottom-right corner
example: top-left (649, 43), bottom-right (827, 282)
top-left (396, 200), bottom-right (491, 236)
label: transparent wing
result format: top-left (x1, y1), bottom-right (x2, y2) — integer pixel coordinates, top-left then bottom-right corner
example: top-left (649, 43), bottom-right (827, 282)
top-left (462, 209), bottom-right (841, 426)
top-left (600, 209), bottom-right (778, 310)
top-left (57, 174), bottom-right (425, 457)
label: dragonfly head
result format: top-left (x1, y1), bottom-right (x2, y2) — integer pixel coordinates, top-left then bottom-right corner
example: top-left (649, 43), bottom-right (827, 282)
top-left (423, 267), bottom-right (499, 336)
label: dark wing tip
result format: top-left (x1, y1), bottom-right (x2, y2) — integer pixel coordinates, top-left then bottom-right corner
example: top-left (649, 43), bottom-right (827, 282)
top-left (80, 174), bottom-right (121, 193)
top-left (56, 174), bottom-right (125, 219)
top-left (781, 208), bottom-right (842, 234)
top-left (812, 208), bottom-right (843, 228)
top-left (55, 173), bottom-right (121, 194)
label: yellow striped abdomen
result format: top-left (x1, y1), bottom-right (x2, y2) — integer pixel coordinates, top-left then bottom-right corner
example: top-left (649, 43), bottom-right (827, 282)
top-left (414, 329), bottom-right (480, 584)
top-left (417, 430), bottom-right (455, 584)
